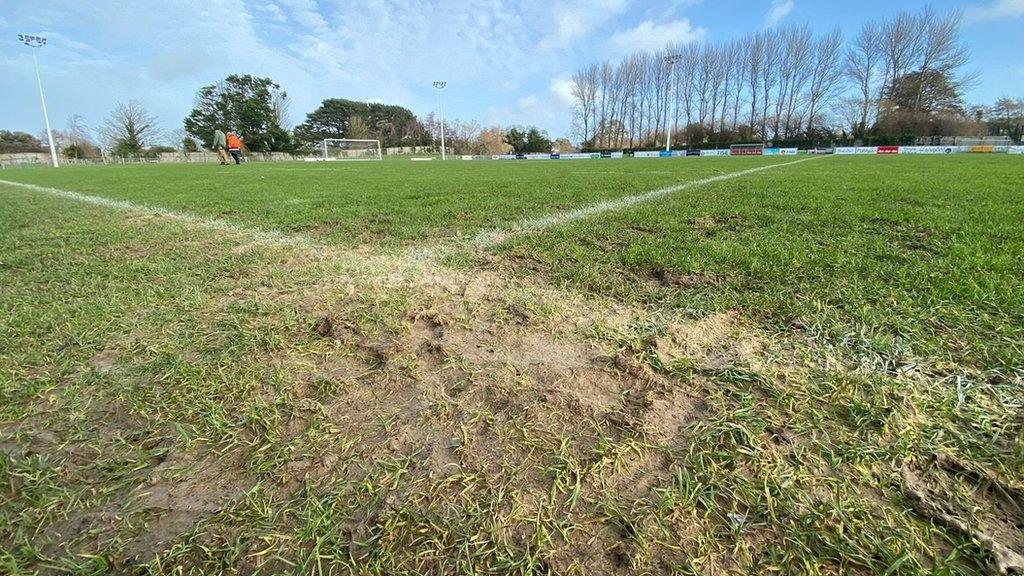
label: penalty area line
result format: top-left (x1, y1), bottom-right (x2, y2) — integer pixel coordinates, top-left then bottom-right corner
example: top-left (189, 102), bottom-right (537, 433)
top-left (468, 156), bottom-right (822, 249)
top-left (0, 178), bottom-right (315, 249)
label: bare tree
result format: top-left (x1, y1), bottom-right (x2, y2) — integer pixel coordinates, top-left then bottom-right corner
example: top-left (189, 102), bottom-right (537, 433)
top-left (726, 40), bottom-right (748, 132)
top-left (845, 21), bottom-right (882, 136)
top-left (774, 25), bottom-right (813, 138)
top-left (597, 61), bottom-right (614, 148)
top-left (38, 129), bottom-right (69, 153)
top-left (68, 114), bottom-right (91, 147)
top-left (745, 33), bottom-right (765, 139)
top-left (610, 59), bottom-right (631, 146)
top-left (560, 4), bottom-right (972, 147)
top-left (101, 100), bottom-right (162, 156)
top-left (695, 45), bottom-right (716, 129)
top-left (879, 10), bottom-right (925, 111)
top-left (570, 65), bottom-right (598, 144)
top-left (677, 43), bottom-right (700, 132)
top-left (166, 127), bottom-right (188, 152)
top-left (623, 54), bottom-right (645, 147)
top-left (473, 126), bottom-right (513, 155)
top-left (759, 31), bottom-right (781, 141)
top-left (806, 27), bottom-right (845, 132)
top-left (914, 8), bottom-right (970, 113)
top-left (707, 44), bottom-right (726, 136)
top-left (836, 98), bottom-right (866, 135)
top-left (272, 90), bottom-right (292, 129)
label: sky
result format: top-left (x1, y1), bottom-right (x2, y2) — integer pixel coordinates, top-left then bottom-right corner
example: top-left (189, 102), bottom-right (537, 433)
top-left (2, 0), bottom-right (1023, 142)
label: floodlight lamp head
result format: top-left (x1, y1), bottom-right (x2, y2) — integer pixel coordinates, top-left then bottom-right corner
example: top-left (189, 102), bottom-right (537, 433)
top-left (19, 34), bottom-right (47, 47)
top-left (433, 81), bottom-right (446, 89)
top-left (664, 54), bottom-right (682, 65)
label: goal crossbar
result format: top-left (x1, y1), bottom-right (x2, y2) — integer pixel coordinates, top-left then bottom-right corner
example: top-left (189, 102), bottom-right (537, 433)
top-left (320, 138), bottom-right (382, 161)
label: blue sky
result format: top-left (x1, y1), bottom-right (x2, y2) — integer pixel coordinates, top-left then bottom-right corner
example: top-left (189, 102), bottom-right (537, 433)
top-left (2, 0), bottom-right (1023, 142)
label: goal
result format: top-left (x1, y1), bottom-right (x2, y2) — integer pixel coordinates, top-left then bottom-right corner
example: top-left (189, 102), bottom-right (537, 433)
top-left (320, 139), bottom-right (382, 161)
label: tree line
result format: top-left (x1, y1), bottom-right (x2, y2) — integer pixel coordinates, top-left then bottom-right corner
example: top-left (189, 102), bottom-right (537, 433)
top-left (567, 6), bottom-right (998, 149)
top-left (3, 72), bottom-right (563, 159)
top-left (4, 7), bottom-right (1022, 160)
top-left (3, 74), bottom-right (565, 159)
top-left (414, 114), bottom-right (572, 155)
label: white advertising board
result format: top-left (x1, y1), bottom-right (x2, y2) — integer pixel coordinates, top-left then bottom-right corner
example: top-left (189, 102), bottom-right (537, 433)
top-left (899, 146), bottom-right (958, 154)
top-left (835, 147), bottom-right (878, 155)
top-left (1008, 146), bottom-right (1024, 155)
top-left (700, 149), bottom-right (731, 157)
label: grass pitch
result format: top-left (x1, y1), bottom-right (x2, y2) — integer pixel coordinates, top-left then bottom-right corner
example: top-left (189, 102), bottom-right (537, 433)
top-left (1, 155), bottom-right (1022, 575)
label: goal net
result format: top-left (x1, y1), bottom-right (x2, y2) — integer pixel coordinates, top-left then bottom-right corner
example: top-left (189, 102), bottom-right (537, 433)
top-left (320, 139), bottom-right (382, 161)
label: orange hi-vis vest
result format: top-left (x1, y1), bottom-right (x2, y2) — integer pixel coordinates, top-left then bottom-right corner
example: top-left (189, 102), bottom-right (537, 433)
top-left (226, 134), bottom-right (242, 149)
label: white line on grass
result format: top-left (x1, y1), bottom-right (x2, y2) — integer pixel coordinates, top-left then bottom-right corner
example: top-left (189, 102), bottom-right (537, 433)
top-left (468, 156), bottom-right (820, 249)
top-left (2, 156), bottom-right (820, 264)
top-left (0, 179), bottom-right (315, 249)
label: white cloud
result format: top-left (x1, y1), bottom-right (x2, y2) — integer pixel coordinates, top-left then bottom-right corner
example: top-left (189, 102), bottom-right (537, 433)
top-left (517, 94), bottom-right (539, 108)
top-left (539, 0), bottom-right (630, 49)
top-left (609, 19), bottom-right (707, 52)
top-left (549, 76), bottom-right (575, 106)
top-left (255, 3), bottom-right (288, 24)
top-left (763, 0), bottom-right (795, 28)
top-left (483, 74), bottom-right (579, 136)
top-left (278, 0), bottom-right (328, 33)
top-left (0, 0), bottom-right (658, 139)
top-left (965, 0), bottom-right (1024, 22)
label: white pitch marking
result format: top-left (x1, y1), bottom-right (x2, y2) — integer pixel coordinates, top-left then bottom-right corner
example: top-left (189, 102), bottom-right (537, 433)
top-left (0, 179), bottom-right (315, 249)
top-left (468, 156), bottom-right (820, 249)
top-left (3, 156), bottom-right (820, 261)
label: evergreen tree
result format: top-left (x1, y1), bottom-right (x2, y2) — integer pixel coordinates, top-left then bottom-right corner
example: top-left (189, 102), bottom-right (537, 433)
top-left (185, 75), bottom-right (294, 153)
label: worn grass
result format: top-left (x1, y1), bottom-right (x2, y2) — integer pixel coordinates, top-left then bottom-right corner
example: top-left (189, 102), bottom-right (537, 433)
top-left (1, 155), bottom-right (1022, 575)
top-left (493, 155), bottom-right (1024, 370)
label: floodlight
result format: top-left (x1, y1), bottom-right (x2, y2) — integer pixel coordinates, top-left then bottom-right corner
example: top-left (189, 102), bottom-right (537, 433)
top-left (433, 81), bottom-right (447, 160)
top-left (19, 33), bottom-right (58, 167)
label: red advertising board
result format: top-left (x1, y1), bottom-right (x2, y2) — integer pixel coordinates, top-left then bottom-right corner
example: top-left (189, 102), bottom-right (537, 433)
top-left (731, 147), bottom-right (763, 156)
top-left (877, 146), bottom-right (900, 154)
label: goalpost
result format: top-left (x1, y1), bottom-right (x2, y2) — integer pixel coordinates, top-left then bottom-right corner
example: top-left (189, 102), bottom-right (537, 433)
top-left (316, 139), bottom-right (383, 161)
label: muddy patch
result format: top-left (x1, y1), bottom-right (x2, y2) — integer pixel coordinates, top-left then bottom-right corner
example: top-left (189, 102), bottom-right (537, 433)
top-left (120, 451), bottom-right (253, 559)
top-left (641, 389), bottom-right (705, 444)
top-left (88, 349), bottom-right (119, 374)
top-left (902, 454), bottom-right (1024, 575)
top-left (689, 213), bottom-right (746, 237)
top-left (654, 311), bottom-right (767, 371)
top-left (864, 218), bottom-right (941, 256)
top-left (647, 267), bottom-right (731, 289)
top-left (38, 450), bottom-right (255, 568)
top-left (4, 409), bottom-right (246, 570)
